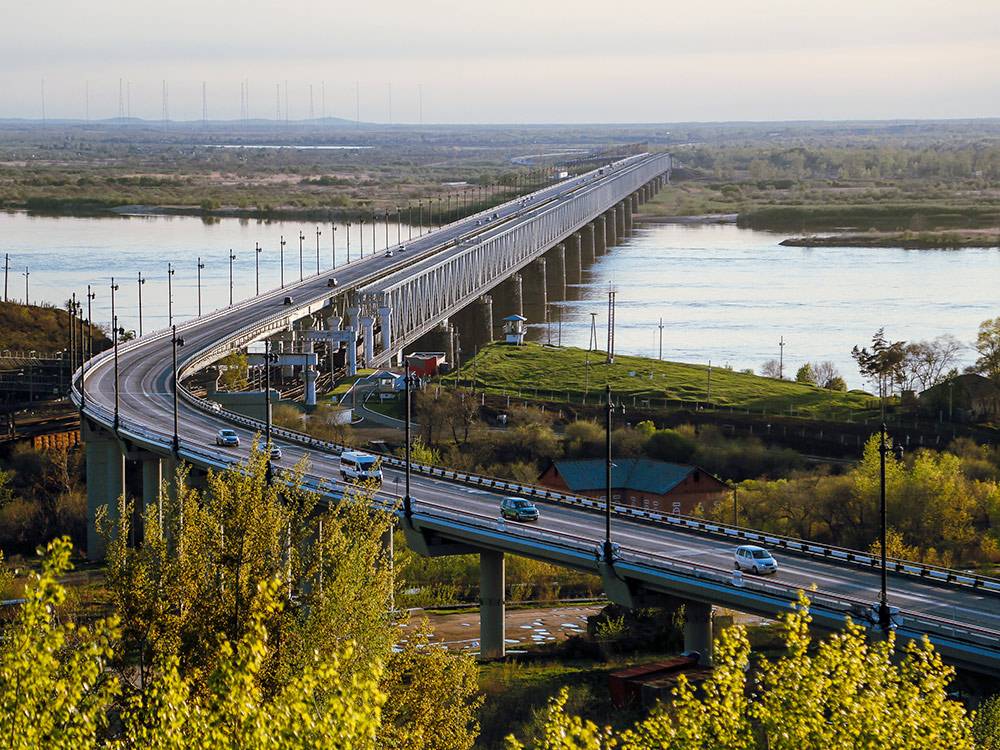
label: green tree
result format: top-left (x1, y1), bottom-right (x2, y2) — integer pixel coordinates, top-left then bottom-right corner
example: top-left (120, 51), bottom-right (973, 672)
top-left (219, 349), bottom-right (249, 391)
top-left (0, 538), bottom-right (120, 750)
top-left (852, 328), bottom-right (907, 400)
top-left (508, 594), bottom-right (974, 749)
top-left (973, 694), bottom-right (1000, 750)
top-left (974, 317), bottom-right (1000, 381)
top-left (645, 429), bottom-right (696, 463)
top-left (795, 363), bottom-right (816, 385)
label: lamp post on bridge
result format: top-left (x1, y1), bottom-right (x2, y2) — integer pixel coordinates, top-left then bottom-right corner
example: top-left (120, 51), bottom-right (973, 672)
top-left (279, 235), bottom-right (286, 288)
top-left (167, 262), bottom-right (176, 327)
top-left (137, 271), bottom-right (145, 337)
top-left (370, 210), bottom-right (376, 255)
top-left (877, 421), bottom-right (904, 633)
top-left (604, 384), bottom-right (624, 563)
top-left (417, 201), bottom-right (423, 236)
top-left (255, 242), bottom-right (262, 295)
top-left (315, 226), bottom-right (322, 274)
top-left (298, 231), bottom-right (305, 282)
top-left (359, 219), bottom-right (365, 257)
top-left (384, 209), bottom-right (390, 251)
top-left (346, 222), bottom-right (352, 262)
top-left (331, 222), bottom-right (337, 268)
top-left (81, 285), bottom-right (94, 410)
top-left (111, 277), bottom-right (120, 431)
top-left (407, 204), bottom-right (413, 240)
top-left (396, 206), bottom-right (401, 246)
top-left (403, 360), bottom-right (417, 519)
top-left (228, 250), bottom-right (237, 306)
top-left (197, 257), bottom-right (205, 316)
top-left (263, 337), bottom-right (278, 484)
top-left (171, 325), bottom-right (185, 456)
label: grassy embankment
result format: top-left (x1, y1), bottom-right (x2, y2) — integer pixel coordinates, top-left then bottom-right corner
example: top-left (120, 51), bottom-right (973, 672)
top-left (0, 301), bottom-right (109, 353)
top-left (443, 342), bottom-right (876, 421)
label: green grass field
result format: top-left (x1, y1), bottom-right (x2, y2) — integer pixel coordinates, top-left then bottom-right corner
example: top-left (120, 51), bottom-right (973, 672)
top-left (445, 343), bottom-right (877, 420)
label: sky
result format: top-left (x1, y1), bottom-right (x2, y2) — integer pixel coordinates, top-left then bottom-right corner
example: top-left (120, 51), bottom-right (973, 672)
top-left (3, 0), bottom-right (999, 124)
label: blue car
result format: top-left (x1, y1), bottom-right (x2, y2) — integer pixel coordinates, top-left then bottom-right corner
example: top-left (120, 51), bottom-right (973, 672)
top-left (500, 497), bottom-right (539, 522)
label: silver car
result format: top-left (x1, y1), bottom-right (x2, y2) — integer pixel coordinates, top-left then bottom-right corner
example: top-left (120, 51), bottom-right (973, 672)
top-left (734, 545), bottom-right (778, 575)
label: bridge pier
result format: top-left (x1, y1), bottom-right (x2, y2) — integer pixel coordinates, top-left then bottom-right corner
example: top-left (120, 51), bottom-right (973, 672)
top-left (623, 199), bottom-right (633, 235)
top-left (546, 243), bottom-right (566, 300)
top-left (682, 600), bottom-right (713, 665)
top-left (566, 233), bottom-right (583, 285)
top-left (479, 549), bottom-right (506, 660)
top-left (361, 316), bottom-right (375, 367)
top-left (616, 201), bottom-right (627, 237)
top-left (604, 209), bottom-right (617, 248)
top-left (508, 273), bottom-right (524, 318)
top-left (581, 224), bottom-right (596, 264)
top-left (475, 295), bottom-right (494, 344)
top-left (422, 321), bottom-right (455, 364)
top-left (141, 453), bottom-right (161, 516)
top-left (523, 256), bottom-right (547, 322)
top-left (84, 421), bottom-right (124, 561)
top-left (379, 306), bottom-right (393, 355)
top-left (593, 217), bottom-right (607, 255)
top-left (631, 192), bottom-right (640, 213)
top-left (346, 328), bottom-right (358, 376)
top-left (303, 366), bottom-right (318, 407)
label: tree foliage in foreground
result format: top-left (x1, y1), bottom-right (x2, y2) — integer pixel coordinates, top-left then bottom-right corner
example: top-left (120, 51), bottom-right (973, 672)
top-left (507, 593), bottom-right (976, 750)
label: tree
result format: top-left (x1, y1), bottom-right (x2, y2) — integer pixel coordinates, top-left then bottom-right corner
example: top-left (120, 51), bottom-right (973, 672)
top-left (794, 363), bottom-right (816, 385)
top-left (902, 335), bottom-right (963, 391)
top-left (852, 328), bottom-right (907, 401)
top-left (825, 376), bottom-right (847, 392)
top-left (974, 317), bottom-right (1000, 381)
top-left (508, 594), bottom-right (974, 749)
top-left (760, 359), bottom-right (783, 379)
top-left (811, 360), bottom-right (842, 389)
top-left (564, 420), bottom-right (604, 457)
top-left (218, 349), bottom-right (249, 391)
top-left (0, 538), bottom-right (120, 750)
top-left (973, 694), bottom-right (1000, 750)
top-left (645, 429), bottom-right (696, 463)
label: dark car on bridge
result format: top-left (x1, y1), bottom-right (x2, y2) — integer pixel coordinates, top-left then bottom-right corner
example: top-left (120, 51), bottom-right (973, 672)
top-left (500, 497), bottom-right (539, 522)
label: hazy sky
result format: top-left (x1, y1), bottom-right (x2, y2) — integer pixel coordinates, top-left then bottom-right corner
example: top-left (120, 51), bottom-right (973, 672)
top-left (3, 0), bottom-right (999, 123)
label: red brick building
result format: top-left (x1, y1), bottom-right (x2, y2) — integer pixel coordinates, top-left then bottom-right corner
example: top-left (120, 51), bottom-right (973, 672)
top-left (538, 458), bottom-right (728, 516)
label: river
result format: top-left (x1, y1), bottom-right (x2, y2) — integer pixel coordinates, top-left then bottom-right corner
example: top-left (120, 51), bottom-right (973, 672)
top-left (1, 211), bottom-right (995, 387)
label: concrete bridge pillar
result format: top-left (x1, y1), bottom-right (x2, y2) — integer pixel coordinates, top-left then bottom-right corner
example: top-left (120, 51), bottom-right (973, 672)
top-left (141, 454), bottom-right (161, 514)
top-left (361, 316), bottom-right (375, 367)
top-left (631, 192), bottom-right (640, 213)
top-left (616, 202), bottom-right (627, 237)
top-left (479, 549), bottom-right (505, 660)
top-left (476, 295), bottom-right (494, 344)
top-left (547, 243), bottom-right (566, 300)
top-left (347, 306), bottom-right (360, 333)
top-left (425, 321), bottom-right (455, 364)
top-left (593, 217), bottom-right (607, 255)
top-left (378, 306), bottom-right (393, 355)
top-left (683, 600), bottom-right (713, 665)
top-left (624, 199), bottom-right (633, 235)
top-left (509, 273), bottom-right (524, 318)
top-left (605, 209), bottom-right (617, 248)
top-left (346, 328), bottom-right (358, 376)
top-left (581, 224), bottom-right (596, 264)
top-left (566, 233), bottom-right (583, 285)
top-left (279, 338), bottom-right (295, 379)
top-left (524, 256), bottom-right (547, 313)
top-left (303, 366), bottom-right (317, 407)
top-left (84, 423), bottom-right (124, 561)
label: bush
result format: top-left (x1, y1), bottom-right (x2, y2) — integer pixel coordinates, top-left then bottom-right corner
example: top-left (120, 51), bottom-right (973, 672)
top-left (645, 429), bottom-right (696, 463)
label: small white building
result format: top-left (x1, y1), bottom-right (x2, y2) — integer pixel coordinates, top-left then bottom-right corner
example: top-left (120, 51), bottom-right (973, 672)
top-left (502, 314), bottom-right (527, 345)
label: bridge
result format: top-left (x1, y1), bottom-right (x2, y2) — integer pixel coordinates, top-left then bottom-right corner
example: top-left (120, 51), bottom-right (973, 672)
top-left (72, 152), bottom-right (1000, 676)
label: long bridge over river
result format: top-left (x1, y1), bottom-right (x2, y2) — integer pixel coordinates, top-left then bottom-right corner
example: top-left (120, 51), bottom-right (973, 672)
top-left (74, 152), bottom-right (1000, 675)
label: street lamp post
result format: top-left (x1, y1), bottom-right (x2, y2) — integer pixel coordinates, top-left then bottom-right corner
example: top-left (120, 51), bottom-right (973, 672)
top-left (603, 384), bottom-right (624, 563)
top-left (264, 337), bottom-right (276, 483)
top-left (279, 235), bottom-right (286, 288)
top-left (167, 262), bottom-right (175, 326)
top-left (370, 210), bottom-right (376, 255)
top-left (877, 422), bottom-right (904, 632)
top-left (403, 362), bottom-right (417, 518)
top-left (255, 242), bottom-right (262, 295)
top-left (298, 231), bottom-right (305, 281)
top-left (171, 325), bottom-right (185, 455)
top-left (22, 267), bottom-right (29, 305)
top-left (331, 223), bottom-right (337, 268)
top-left (359, 219), bottom-right (365, 257)
top-left (228, 250), bottom-right (237, 306)
top-left (384, 210), bottom-right (390, 251)
top-left (315, 226), bottom-right (322, 274)
top-left (197, 257), bottom-right (205, 316)
top-left (111, 277), bottom-right (120, 430)
top-left (81, 285), bottom-right (94, 409)
top-left (346, 222), bottom-right (352, 262)
top-left (137, 271), bottom-right (145, 337)
top-left (407, 204), bottom-right (413, 240)
top-left (396, 206), bottom-right (401, 245)
top-left (418, 202), bottom-right (423, 235)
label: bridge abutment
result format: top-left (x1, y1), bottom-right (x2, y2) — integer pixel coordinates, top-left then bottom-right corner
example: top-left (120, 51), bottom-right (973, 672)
top-left (479, 549), bottom-right (506, 660)
top-left (84, 421), bottom-right (124, 561)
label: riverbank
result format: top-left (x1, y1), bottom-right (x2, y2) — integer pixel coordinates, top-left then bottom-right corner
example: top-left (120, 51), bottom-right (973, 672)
top-left (780, 229), bottom-right (1000, 249)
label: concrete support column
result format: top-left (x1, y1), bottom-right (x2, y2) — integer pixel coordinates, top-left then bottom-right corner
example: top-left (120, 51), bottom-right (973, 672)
top-left (85, 424), bottom-right (124, 561)
top-left (426, 321), bottom-right (455, 364)
top-left (509, 273), bottom-right (523, 318)
top-left (624, 199), bottom-right (633, 235)
top-left (683, 600), bottom-right (713, 665)
top-left (303, 366), bottom-right (317, 407)
top-left (605, 209), bottom-right (617, 248)
top-left (631, 193), bottom-right (640, 213)
top-left (593, 217), bottom-right (607, 255)
top-left (378, 306), bottom-right (393, 355)
top-left (346, 328), bottom-right (358, 376)
top-left (279, 338), bottom-right (294, 379)
top-left (479, 549), bottom-right (505, 660)
top-left (566, 233), bottom-right (583, 284)
top-left (361, 316), bottom-right (375, 367)
top-left (547, 243), bottom-right (566, 300)
top-left (476, 295), bottom-right (494, 344)
top-left (581, 224), bottom-right (596, 263)
top-left (141, 454), bottom-right (161, 514)
top-left (526, 257), bottom-right (547, 310)
top-left (616, 202), bottom-right (626, 237)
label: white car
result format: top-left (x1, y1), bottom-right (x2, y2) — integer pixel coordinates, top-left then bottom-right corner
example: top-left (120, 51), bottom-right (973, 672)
top-left (215, 429), bottom-right (240, 447)
top-left (734, 545), bottom-right (778, 575)
top-left (254, 439), bottom-right (282, 460)
top-left (384, 249), bottom-right (393, 258)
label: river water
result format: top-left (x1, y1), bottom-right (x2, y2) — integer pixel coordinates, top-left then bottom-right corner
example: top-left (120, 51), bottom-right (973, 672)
top-left (1, 211), bottom-right (996, 387)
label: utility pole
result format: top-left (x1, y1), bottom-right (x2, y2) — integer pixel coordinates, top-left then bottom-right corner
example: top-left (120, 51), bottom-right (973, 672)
top-left (197, 258), bottom-right (205, 315)
top-left (606, 287), bottom-right (616, 364)
top-left (779, 336), bottom-right (785, 380)
top-left (167, 262), bottom-right (175, 326)
top-left (111, 277), bottom-right (120, 430)
top-left (346, 222), bottom-right (352, 262)
top-left (589, 312), bottom-right (598, 351)
top-left (331, 222), bottom-right (337, 268)
top-left (171, 325), bottom-right (184, 454)
top-left (3, 253), bottom-right (8, 302)
top-left (255, 242), bottom-right (262, 295)
top-left (279, 236), bottom-right (286, 287)
top-left (298, 232), bottom-right (305, 281)
top-left (137, 271), bottom-right (145, 337)
top-left (229, 250), bottom-right (236, 306)
top-left (22, 267), bottom-right (29, 305)
top-left (707, 360), bottom-right (712, 404)
top-left (315, 226), bottom-right (322, 274)
top-left (658, 317), bottom-right (664, 361)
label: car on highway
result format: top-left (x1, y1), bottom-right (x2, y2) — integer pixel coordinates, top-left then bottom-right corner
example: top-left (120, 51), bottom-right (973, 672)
top-left (500, 496), bottom-right (539, 522)
top-left (254, 439), bottom-right (282, 460)
top-left (384, 248), bottom-right (393, 258)
top-left (283, 296), bottom-right (294, 305)
top-left (340, 450), bottom-right (383, 485)
top-left (215, 429), bottom-right (240, 447)
top-left (734, 545), bottom-right (778, 575)
top-left (327, 277), bottom-right (339, 287)
top-left (397, 244), bottom-right (406, 252)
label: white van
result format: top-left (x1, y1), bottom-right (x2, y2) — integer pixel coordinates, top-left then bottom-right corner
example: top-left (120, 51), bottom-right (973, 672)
top-left (340, 450), bottom-right (383, 485)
